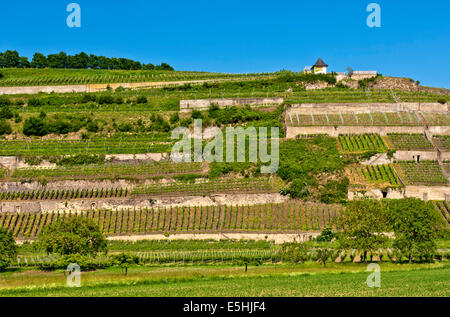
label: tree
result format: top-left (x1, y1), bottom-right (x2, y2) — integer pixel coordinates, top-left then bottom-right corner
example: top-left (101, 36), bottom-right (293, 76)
top-left (112, 253), bottom-right (139, 275)
top-left (36, 217), bottom-right (107, 255)
top-left (155, 63), bottom-right (174, 71)
top-left (18, 56), bottom-right (31, 68)
top-left (234, 256), bottom-right (262, 272)
top-left (47, 52), bottom-right (68, 68)
top-left (0, 228), bottom-right (17, 271)
top-left (0, 50), bottom-right (20, 68)
top-left (281, 242), bottom-right (311, 265)
top-left (31, 53), bottom-right (48, 68)
top-left (337, 199), bottom-right (389, 263)
top-left (386, 198), bottom-right (443, 263)
top-left (314, 248), bottom-right (334, 267)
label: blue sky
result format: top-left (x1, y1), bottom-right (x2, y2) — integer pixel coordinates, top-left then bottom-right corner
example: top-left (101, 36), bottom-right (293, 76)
top-left (1, 0), bottom-right (449, 88)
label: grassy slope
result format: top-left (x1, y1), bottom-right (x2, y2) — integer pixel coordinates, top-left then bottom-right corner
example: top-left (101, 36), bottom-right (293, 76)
top-left (0, 263), bottom-right (448, 297)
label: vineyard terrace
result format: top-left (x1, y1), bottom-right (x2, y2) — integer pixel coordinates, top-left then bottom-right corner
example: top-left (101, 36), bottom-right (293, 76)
top-left (170, 120), bottom-right (279, 173)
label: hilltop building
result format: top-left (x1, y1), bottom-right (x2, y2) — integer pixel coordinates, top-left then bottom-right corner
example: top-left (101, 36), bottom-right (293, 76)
top-left (311, 58), bottom-right (328, 74)
top-left (303, 57), bottom-right (377, 80)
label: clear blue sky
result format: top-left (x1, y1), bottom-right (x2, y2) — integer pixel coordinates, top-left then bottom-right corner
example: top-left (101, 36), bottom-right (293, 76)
top-left (1, 0), bottom-right (449, 88)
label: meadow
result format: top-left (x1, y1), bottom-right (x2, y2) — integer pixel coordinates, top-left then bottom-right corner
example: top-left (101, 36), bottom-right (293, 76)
top-left (0, 262), bottom-right (448, 297)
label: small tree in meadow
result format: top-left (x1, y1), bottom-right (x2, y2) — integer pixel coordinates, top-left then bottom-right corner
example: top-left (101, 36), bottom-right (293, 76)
top-left (235, 256), bottom-right (262, 273)
top-left (112, 253), bottom-right (139, 275)
top-left (314, 248), bottom-right (334, 267)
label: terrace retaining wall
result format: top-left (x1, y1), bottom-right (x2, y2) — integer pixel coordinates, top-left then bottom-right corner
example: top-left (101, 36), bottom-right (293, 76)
top-left (288, 103), bottom-right (447, 114)
top-left (393, 151), bottom-right (438, 161)
top-left (0, 193), bottom-right (288, 213)
top-left (286, 126), bottom-right (427, 138)
top-left (0, 85), bottom-right (88, 95)
top-left (349, 186), bottom-right (450, 201)
top-left (0, 153), bottom-right (167, 171)
top-left (180, 98), bottom-right (284, 112)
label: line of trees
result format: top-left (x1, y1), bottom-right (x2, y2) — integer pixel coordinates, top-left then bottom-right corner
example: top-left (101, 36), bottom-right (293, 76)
top-left (0, 50), bottom-right (174, 71)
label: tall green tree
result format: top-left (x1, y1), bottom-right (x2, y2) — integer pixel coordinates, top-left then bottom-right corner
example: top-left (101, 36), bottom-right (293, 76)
top-left (386, 198), bottom-right (443, 263)
top-left (0, 228), bottom-right (17, 271)
top-left (36, 217), bottom-right (107, 255)
top-left (31, 53), bottom-right (48, 68)
top-left (0, 50), bottom-right (20, 68)
top-left (337, 199), bottom-right (389, 262)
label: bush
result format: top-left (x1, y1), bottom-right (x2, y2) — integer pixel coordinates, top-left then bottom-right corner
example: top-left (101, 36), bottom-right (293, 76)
top-left (0, 96), bottom-right (12, 107)
top-left (169, 112), bottom-right (179, 124)
top-left (23, 116), bottom-right (47, 136)
top-left (28, 97), bottom-right (43, 107)
top-left (136, 96), bottom-right (147, 104)
top-left (97, 95), bottom-right (115, 105)
top-left (86, 121), bottom-right (99, 132)
top-left (117, 122), bottom-right (134, 132)
top-left (149, 114), bottom-right (170, 132)
top-left (191, 110), bottom-right (203, 119)
top-left (319, 178), bottom-right (349, 204)
top-left (316, 227), bottom-right (335, 242)
top-left (0, 120), bottom-right (12, 135)
top-left (437, 98), bottom-right (447, 105)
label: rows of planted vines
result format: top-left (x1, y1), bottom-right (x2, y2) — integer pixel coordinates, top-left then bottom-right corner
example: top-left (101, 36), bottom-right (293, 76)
top-left (394, 161), bottom-right (449, 185)
top-left (338, 134), bottom-right (387, 153)
top-left (433, 135), bottom-right (450, 150)
top-left (0, 188), bottom-right (128, 201)
top-left (0, 201), bottom-right (341, 238)
top-left (286, 111), bottom-right (423, 127)
top-left (421, 113), bottom-right (450, 126)
top-left (360, 164), bottom-right (402, 187)
top-left (444, 162), bottom-right (450, 173)
top-left (0, 133), bottom-right (173, 156)
top-left (386, 134), bottom-right (434, 150)
top-left (13, 250), bottom-right (277, 267)
top-left (132, 178), bottom-right (278, 197)
top-left (0, 69), bottom-right (264, 87)
top-left (10, 162), bottom-right (203, 180)
top-left (433, 201), bottom-right (450, 226)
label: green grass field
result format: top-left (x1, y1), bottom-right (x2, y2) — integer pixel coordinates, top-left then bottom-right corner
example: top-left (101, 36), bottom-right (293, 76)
top-left (0, 263), bottom-right (448, 297)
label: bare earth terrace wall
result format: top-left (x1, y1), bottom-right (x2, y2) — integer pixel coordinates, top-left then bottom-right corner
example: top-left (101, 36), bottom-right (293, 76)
top-left (180, 98), bottom-right (284, 112)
